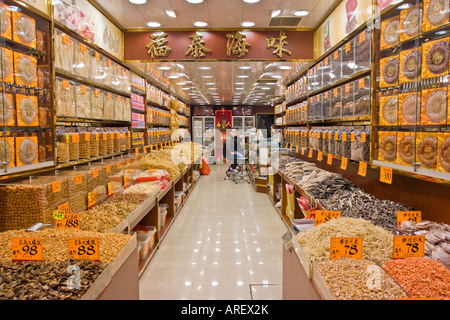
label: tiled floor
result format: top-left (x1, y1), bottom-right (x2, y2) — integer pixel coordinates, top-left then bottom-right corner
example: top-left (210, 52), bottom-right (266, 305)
top-left (139, 164), bottom-right (288, 300)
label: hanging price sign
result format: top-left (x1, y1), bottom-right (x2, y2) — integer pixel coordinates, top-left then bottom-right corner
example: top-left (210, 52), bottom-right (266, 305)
top-left (301, 147), bottom-right (305, 155)
top-left (317, 151), bottom-right (323, 161)
top-left (330, 237), bottom-right (363, 260)
top-left (340, 157), bottom-right (348, 170)
top-left (55, 213), bottom-right (80, 230)
top-left (107, 182), bottom-right (114, 197)
top-left (380, 166), bottom-right (393, 184)
top-left (358, 161), bottom-right (368, 177)
top-left (327, 153), bottom-right (333, 165)
top-left (67, 238), bottom-right (100, 261)
top-left (308, 149), bottom-right (313, 158)
top-left (88, 191), bottom-right (96, 209)
top-left (315, 210), bottom-right (341, 226)
top-left (12, 238), bottom-right (43, 262)
top-left (397, 211), bottom-right (422, 228)
top-left (393, 235), bottom-right (425, 259)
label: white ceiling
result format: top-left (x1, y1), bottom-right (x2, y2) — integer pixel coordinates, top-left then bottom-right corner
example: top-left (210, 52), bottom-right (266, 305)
top-left (93, 0), bottom-right (335, 105)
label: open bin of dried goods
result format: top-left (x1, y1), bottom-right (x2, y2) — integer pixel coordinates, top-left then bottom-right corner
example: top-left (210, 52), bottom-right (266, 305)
top-left (313, 258), bottom-right (409, 300)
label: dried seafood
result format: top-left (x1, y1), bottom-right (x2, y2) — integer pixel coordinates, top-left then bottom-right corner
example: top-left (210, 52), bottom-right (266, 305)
top-left (425, 40), bottom-right (449, 75)
top-left (296, 217), bottom-right (393, 265)
top-left (398, 135), bottom-right (415, 165)
top-left (317, 258), bottom-right (408, 300)
top-left (424, 89), bottom-right (447, 124)
top-left (382, 58), bottom-right (399, 85)
top-left (417, 136), bottom-right (438, 167)
top-left (438, 137), bottom-right (450, 172)
top-left (0, 259), bottom-right (105, 300)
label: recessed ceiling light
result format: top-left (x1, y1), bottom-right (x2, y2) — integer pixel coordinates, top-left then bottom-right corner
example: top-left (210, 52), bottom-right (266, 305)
top-left (165, 10), bottom-right (176, 18)
top-left (202, 75), bottom-right (213, 78)
top-left (239, 66), bottom-right (251, 70)
top-left (129, 0), bottom-right (146, 4)
top-left (292, 10), bottom-right (309, 17)
top-left (176, 82), bottom-right (186, 85)
top-left (194, 21), bottom-right (208, 27)
top-left (167, 75), bottom-right (180, 79)
top-left (147, 21), bottom-right (161, 27)
top-left (186, 0), bottom-right (204, 3)
top-left (279, 66), bottom-right (292, 70)
top-left (243, 0), bottom-right (260, 3)
top-left (238, 75), bottom-right (249, 78)
top-left (271, 75), bottom-right (282, 79)
top-left (271, 10), bottom-right (281, 18)
top-left (241, 21), bottom-right (255, 27)
top-left (199, 66), bottom-right (211, 70)
top-left (235, 83), bottom-right (245, 85)
top-left (158, 66), bottom-right (171, 70)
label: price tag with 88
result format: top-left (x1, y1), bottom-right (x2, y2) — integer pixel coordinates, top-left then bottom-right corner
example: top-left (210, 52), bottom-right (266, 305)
top-left (67, 238), bottom-right (100, 261)
top-left (330, 237), bottom-right (363, 260)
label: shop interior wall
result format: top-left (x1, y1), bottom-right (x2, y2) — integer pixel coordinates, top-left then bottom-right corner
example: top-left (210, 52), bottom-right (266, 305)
top-left (293, 153), bottom-right (450, 225)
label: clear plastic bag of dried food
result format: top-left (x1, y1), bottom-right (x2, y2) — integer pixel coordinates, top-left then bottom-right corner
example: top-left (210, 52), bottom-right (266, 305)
top-left (73, 38), bottom-right (91, 79)
top-left (91, 89), bottom-right (104, 120)
top-left (55, 78), bottom-right (75, 117)
top-left (68, 132), bottom-right (80, 161)
top-left (103, 92), bottom-right (115, 121)
top-left (75, 84), bottom-right (92, 119)
top-left (54, 28), bottom-right (74, 72)
top-left (90, 51), bottom-right (105, 84)
top-left (342, 129), bottom-right (352, 158)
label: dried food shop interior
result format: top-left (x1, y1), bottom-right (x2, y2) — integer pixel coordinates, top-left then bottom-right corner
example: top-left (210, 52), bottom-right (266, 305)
top-left (0, 0), bottom-right (449, 302)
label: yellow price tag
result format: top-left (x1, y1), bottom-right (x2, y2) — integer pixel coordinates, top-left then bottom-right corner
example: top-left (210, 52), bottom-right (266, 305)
top-left (340, 157), bottom-right (348, 170)
top-left (327, 153), bottom-right (333, 165)
top-left (315, 210), bottom-right (341, 226)
top-left (88, 191), bottom-right (96, 209)
top-left (67, 238), bottom-right (100, 261)
top-left (12, 238), bottom-right (44, 262)
top-left (397, 211), bottom-right (422, 228)
top-left (107, 182), bottom-right (114, 197)
top-left (330, 237), bottom-right (363, 260)
top-left (380, 166), bottom-right (393, 184)
top-left (317, 151), bottom-right (323, 161)
top-left (308, 149), bottom-right (313, 158)
top-left (358, 161), bottom-right (367, 177)
top-left (393, 235), bottom-right (425, 259)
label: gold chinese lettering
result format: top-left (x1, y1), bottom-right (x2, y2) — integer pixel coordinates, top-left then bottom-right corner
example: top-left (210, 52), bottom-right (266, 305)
top-left (185, 32), bottom-right (211, 59)
top-left (146, 32), bottom-right (171, 59)
top-left (265, 31), bottom-right (292, 59)
top-left (226, 31), bottom-right (251, 59)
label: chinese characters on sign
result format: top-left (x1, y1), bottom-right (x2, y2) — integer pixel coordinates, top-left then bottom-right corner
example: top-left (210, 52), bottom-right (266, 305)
top-left (226, 31), bottom-right (251, 58)
top-left (185, 32), bottom-right (212, 59)
top-left (266, 31), bottom-right (292, 59)
top-left (145, 31), bottom-right (293, 59)
top-left (146, 32), bottom-right (171, 59)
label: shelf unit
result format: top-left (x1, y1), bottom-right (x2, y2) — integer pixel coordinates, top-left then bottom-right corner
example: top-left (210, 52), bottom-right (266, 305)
top-left (371, 0), bottom-right (450, 183)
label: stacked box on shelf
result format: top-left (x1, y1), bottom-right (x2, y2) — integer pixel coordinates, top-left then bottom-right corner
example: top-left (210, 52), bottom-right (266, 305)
top-left (0, 175), bottom-right (70, 230)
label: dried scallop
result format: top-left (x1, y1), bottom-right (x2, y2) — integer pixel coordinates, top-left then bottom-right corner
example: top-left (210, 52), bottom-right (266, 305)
top-left (18, 95), bottom-right (38, 126)
top-left (0, 93), bottom-right (14, 126)
top-left (16, 55), bottom-right (37, 86)
top-left (426, 0), bottom-right (449, 26)
top-left (381, 97), bottom-right (398, 124)
top-left (424, 89), bottom-right (447, 124)
top-left (18, 137), bottom-right (37, 166)
top-left (398, 135), bottom-right (415, 164)
top-left (14, 13), bottom-right (36, 47)
top-left (439, 137), bottom-right (450, 172)
top-left (425, 40), bottom-right (449, 75)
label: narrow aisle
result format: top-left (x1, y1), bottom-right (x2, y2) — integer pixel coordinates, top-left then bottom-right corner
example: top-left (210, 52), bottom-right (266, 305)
top-left (139, 164), bottom-right (288, 300)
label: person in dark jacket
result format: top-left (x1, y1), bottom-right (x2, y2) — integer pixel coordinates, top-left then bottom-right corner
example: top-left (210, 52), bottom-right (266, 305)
top-left (225, 128), bottom-right (244, 172)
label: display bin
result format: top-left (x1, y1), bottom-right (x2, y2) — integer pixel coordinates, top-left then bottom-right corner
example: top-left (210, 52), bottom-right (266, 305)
top-left (160, 206), bottom-right (168, 228)
top-left (137, 233), bottom-right (151, 259)
top-left (43, 169), bottom-right (90, 214)
top-left (0, 175), bottom-right (70, 230)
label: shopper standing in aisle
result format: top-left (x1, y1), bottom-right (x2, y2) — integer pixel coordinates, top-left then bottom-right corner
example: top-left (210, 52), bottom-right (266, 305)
top-left (225, 128), bottom-right (244, 173)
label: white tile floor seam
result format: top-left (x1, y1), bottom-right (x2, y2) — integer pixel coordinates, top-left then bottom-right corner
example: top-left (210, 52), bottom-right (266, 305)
top-left (139, 165), bottom-right (288, 300)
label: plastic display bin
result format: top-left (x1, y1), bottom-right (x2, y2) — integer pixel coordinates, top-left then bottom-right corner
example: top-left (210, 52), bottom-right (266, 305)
top-left (137, 233), bottom-right (151, 259)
